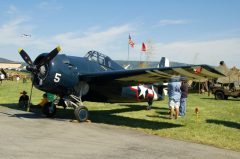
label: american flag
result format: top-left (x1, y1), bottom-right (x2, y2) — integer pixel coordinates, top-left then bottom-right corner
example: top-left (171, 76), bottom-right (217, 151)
top-left (128, 34), bottom-right (135, 48)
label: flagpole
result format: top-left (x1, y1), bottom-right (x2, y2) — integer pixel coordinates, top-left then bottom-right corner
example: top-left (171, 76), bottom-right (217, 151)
top-left (140, 52), bottom-right (142, 62)
top-left (127, 39), bottom-right (129, 63)
top-left (140, 42), bottom-right (146, 68)
top-left (139, 43), bottom-right (141, 67)
top-left (128, 34), bottom-right (134, 65)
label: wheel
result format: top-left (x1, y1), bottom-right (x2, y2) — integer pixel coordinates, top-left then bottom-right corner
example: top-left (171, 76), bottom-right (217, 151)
top-left (74, 106), bottom-right (88, 122)
top-left (42, 102), bottom-right (57, 117)
top-left (215, 91), bottom-right (225, 100)
top-left (224, 95), bottom-right (229, 100)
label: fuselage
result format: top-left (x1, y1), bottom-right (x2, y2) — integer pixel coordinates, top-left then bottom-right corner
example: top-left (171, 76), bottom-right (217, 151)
top-left (32, 53), bottom-right (164, 103)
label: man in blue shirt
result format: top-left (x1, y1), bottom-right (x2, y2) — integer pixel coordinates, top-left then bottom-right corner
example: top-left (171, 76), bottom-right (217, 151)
top-left (168, 76), bottom-right (181, 119)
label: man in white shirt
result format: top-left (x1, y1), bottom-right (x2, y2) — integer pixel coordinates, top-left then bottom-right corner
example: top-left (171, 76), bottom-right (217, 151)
top-left (0, 73), bottom-right (4, 84)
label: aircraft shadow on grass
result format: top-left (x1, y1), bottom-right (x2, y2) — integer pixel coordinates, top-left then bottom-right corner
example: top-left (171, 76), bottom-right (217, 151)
top-left (144, 107), bottom-right (171, 119)
top-left (206, 119), bottom-right (240, 129)
top-left (89, 104), bottom-right (182, 130)
top-left (0, 103), bottom-right (183, 130)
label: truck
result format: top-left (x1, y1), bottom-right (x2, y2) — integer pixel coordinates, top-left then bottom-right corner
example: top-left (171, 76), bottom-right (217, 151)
top-left (211, 81), bottom-right (240, 100)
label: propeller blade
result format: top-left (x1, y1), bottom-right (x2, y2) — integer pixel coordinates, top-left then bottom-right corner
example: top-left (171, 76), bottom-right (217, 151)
top-left (37, 46), bottom-right (61, 68)
top-left (18, 48), bottom-right (33, 66)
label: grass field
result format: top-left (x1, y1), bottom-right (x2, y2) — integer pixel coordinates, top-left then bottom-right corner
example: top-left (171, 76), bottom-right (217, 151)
top-left (0, 80), bottom-right (239, 151)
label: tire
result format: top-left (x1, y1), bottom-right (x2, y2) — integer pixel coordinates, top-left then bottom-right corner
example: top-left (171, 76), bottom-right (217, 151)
top-left (42, 102), bottom-right (57, 117)
top-left (74, 106), bottom-right (88, 122)
top-left (215, 91), bottom-right (225, 100)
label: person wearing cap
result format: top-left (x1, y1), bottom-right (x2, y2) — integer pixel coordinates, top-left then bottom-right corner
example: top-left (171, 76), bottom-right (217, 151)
top-left (179, 77), bottom-right (188, 117)
top-left (168, 76), bottom-right (181, 119)
top-left (18, 90), bottom-right (29, 109)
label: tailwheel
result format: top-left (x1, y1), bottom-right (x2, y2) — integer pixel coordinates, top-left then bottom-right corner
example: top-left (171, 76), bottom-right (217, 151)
top-left (74, 106), bottom-right (89, 122)
top-left (42, 102), bottom-right (57, 117)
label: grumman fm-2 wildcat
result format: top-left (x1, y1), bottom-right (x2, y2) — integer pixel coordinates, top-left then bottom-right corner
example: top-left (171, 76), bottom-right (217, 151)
top-left (19, 46), bottom-right (224, 122)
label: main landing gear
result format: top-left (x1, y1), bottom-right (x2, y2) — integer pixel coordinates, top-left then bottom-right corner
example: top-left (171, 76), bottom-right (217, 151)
top-left (67, 95), bottom-right (89, 122)
top-left (41, 93), bottom-right (89, 122)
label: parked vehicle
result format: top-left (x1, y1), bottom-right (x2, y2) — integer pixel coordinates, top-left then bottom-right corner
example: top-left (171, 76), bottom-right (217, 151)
top-left (211, 82), bottom-right (240, 100)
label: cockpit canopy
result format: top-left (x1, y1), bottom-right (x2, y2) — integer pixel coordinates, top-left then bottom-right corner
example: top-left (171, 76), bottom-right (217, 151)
top-left (85, 51), bottom-right (123, 70)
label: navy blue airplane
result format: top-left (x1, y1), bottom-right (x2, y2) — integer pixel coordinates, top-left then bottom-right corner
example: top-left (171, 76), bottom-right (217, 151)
top-left (19, 46), bottom-right (223, 122)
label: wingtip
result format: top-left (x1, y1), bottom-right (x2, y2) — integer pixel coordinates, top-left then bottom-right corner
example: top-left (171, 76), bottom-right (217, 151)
top-left (18, 48), bottom-right (23, 53)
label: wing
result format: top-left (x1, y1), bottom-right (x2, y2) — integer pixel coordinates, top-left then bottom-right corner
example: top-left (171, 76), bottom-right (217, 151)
top-left (79, 65), bottom-right (225, 85)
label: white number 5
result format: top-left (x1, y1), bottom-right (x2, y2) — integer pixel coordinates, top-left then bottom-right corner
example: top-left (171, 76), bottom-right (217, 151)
top-left (54, 73), bottom-right (61, 83)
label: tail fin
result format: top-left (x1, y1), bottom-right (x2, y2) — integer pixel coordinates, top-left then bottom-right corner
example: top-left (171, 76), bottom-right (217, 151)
top-left (158, 57), bottom-right (169, 68)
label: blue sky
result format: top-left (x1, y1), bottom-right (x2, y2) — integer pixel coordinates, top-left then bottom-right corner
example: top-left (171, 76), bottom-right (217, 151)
top-left (0, 0), bottom-right (240, 67)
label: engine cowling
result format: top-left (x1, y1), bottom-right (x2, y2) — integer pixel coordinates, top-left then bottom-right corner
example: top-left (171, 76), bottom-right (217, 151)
top-left (33, 54), bottom-right (79, 96)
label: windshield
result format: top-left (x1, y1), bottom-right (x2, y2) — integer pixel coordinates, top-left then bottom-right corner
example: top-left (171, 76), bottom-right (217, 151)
top-left (85, 50), bottom-right (123, 70)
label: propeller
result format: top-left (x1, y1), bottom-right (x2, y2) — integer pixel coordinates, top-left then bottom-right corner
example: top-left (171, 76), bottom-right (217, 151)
top-left (18, 46), bottom-right (61, 111)
top-left (18, 48), bottom-right (33, 66)
top-left (18, 46), bottom-right (61, 73)
top-left (36, 46), bottom-right (61, 69)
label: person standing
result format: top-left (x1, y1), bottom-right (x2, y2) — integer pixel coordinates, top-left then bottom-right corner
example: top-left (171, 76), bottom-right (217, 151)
top-left (16, 74), bottom-right (20, 82)
top-left (168, 77), bottom-right (181, 119)
top-left (0, 68), bottom-right (6, 83)
top-left (179, 78), bottom-right (188, 117)
top-left (207, 80), bottom-right (213, 96)
top-left (0, 73), bottom-right (3, 84)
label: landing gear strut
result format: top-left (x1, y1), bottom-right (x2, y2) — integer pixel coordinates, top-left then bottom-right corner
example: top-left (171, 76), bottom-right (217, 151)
top-left (67, 95), bottom-right (89, 122)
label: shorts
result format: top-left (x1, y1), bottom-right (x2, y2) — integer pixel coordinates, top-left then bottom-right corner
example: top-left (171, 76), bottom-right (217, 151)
top-left (169, 99), bottom-right (180, 109)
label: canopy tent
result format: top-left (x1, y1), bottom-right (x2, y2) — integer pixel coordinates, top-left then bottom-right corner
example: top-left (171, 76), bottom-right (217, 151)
top-left (215, 61), bottom-right (240, 84)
